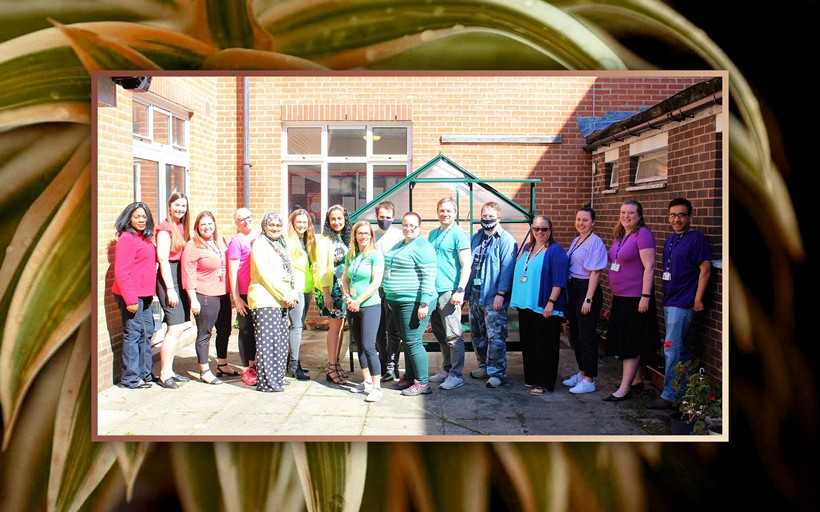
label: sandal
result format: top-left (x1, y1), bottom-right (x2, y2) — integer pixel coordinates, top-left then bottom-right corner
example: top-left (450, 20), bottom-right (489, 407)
top-left (216, 363), bottom-right (240, 377)
top-left (334, 362), bottom-right (349, 379)
top-left (200, 370), bottom-right (223, 385)
top-left (529, 386), bottom-right (547, 396)
top-left (326, 363), bottom-right (346, 385)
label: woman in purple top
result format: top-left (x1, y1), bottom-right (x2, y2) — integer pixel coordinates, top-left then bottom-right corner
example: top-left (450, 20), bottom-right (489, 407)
top-left (603, 200), bottom-right (660, 402)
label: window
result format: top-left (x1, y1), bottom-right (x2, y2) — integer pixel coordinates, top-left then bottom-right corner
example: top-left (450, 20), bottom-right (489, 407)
top-left (282, 124), bottom-right (411, 224)
top-left (633, 149), bottom-right (667, 184)
top-left (132, 98), bottom-right (190, 219)
top-left (606, 162), bottom-right (618, 189)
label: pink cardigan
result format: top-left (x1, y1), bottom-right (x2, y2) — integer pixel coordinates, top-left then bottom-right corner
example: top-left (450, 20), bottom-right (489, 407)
top-left (112, 231), bottom-right (158, 305)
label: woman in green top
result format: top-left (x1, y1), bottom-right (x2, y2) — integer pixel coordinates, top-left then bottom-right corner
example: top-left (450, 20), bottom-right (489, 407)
top-left (342, 221), bottom-right (385, 402)
top-left (382, 211), bottom-right (437, 396)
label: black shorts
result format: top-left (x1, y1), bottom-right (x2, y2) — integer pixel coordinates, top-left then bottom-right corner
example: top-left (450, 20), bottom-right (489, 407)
top-left (156, 260), bottom-right (191, 326)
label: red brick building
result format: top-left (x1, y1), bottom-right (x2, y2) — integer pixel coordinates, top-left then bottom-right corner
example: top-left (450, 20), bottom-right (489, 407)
top-left (94, 73), bottom-right (725, 391)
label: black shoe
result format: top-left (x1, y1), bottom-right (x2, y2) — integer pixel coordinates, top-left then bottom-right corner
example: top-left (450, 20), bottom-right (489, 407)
top-left (156, 377), bottom-right (179, 389)
top-left (614, 382), bottom-right (645, 391)
top-left (603, 391), bottom-right (632, 402)
top-left (293, 368), bottom-right (310, 380)
top-left (118, 381), bottom-right (151, 389)
top-left (298, 360), bottom-right (309, 374)
top-left (216, 364), bottom-right (240, 378)
top-left (172, 372), bottom-right (191, 382)
top-left (648, 397), bottom-right (674, 409)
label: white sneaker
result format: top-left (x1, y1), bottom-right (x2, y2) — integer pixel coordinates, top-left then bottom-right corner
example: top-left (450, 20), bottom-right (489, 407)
top-left (364, 387), bottom-right (383, 402)
top-left (429, 370), bottom-right (449, 383)
top-left (562, 371), bottom-right (583, 387)
top-left (569, 379), bottom-right (596, 394)
top-left (486, 376), bottom-right (502, 388)
top-left (350, 381), bottom-right (373, 394)
top-left (470, 368), bottom-right (488, 379)
top-left (439, 375), bottom-right (464, 390)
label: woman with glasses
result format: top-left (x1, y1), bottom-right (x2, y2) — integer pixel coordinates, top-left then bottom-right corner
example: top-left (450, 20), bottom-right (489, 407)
top-left (314, 205), bottom-right (352, 385)
top-left (510, 216), bottom-right (568, 396)
top-left (285, 209), bottom-right (317, 381)
top-left (561, 206), bottom-right (608, 394)
top-left (381, 212), bottom-right (438, 396)
top-left (603, 199), bottom-right (660, 402)
top-left (342, 220), bottom-right (385, 402)
top-left (248, 212), bottom-right (298, 392)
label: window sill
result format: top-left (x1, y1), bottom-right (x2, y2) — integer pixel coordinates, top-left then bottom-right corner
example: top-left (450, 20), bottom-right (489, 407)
top-left (625, 181), bottom-right (667, 192)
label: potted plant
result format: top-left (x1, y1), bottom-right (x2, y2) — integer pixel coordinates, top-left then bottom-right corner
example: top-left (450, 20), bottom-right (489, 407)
top-left (670, 359), bottom-right (722, 435)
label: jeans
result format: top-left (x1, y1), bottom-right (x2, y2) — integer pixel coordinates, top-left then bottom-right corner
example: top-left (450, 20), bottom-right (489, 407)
top-left (349, 304), bottom-right (382, 375)
top-left (236, 293), bottom-right (255, 366)
top-left (115, 294), bottom-right (154, 386)
top-left (387, 299), bottom-right (431, 384)
top-left (661, 306), bottom-right (694, 401)
top-left (194, 293), bottom-right (232, 365)
top-left (376, 288), bottom-right (402, 373)
top-left (430, 290), bottom-right (465, 377)
top-left (469, 289), bottom-right (508, 379)
top-left (287, 291), bottom-right (312, 372)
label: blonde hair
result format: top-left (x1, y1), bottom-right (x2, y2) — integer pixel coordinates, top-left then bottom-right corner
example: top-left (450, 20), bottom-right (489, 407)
top-left (347, 220), bottom-right (376, 261)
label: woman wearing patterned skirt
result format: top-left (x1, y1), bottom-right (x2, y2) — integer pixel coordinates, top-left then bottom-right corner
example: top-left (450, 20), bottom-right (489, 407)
top-left (248, 212), bottom-right (298, 392)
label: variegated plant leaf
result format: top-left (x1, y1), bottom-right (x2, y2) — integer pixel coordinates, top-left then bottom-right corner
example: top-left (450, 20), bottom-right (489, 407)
top-left (0, 323), bottom-right (70, 512)
top-left (201, 47), bottom-right (327, 70)
top-left (112, 442), bottom-right (153, 502)
top-left (258, 0), bottom-right (626, 70)
top-left (169, 443), bottom-right (223, 512)
top-left (418, 443), bottom-right (489, 512)
top-left (48, 317), bottom-right (118, 512)
top-left (292, 442), bottom-right (367, 512)
top-left (184, 0), bottom-right (276, 51)
top-left (0, 163), bottom-right (91, 445)
top-left (50, 18), bottom-right (162, 70)
top-left (213, 443), bottom-right (305, 512)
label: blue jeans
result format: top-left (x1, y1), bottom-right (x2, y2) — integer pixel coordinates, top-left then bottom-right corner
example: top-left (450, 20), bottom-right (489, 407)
top-left (287, 291), bottom-right (312, 372)
top-left (115, 294), bottom-right (154, 386)
top-left (430, 290), bottom-right (465, 377)
top-left (469, 289), bottom-right (508, 379)
top-left (661, 306), bottom-right (694, 401)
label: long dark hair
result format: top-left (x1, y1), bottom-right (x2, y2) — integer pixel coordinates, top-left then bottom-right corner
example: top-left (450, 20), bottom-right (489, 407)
top-left (115, 202), bottom-right (155, 240)
top-left (191, 210), bottom-right (225, 250)
top-left (322, 204), bottom-right (351, 243)
top-left (521, 215), bottom-right (554, 253)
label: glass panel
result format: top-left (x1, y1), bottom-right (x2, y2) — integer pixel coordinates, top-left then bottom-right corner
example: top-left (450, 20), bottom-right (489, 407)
top-left (288, 127), bottom-right (321, 155)
top-left (372, 164), bottom-right (407, 200)
top-left (172, 116), bottom-right (186, 147)
top-left (134, 158), bottom-right (159, 217)
top-left (373, 127), bottom-right (407, 154)
top-left (329, 163), bottom-right (366, 214)
top-left (153, 110), bottom-right (170, 144)
top-left (132, 102), bottom-right (149, 137)
top-left (288, 165), bottom-right (321, 227)
top-left (166, 164), bottom-right (186, 202)
top-left (328, 127), bottom-right (365, 157)
top-left (635, 150), bottom-right (667, 182)
top-left (607, 162), bottom-right (618, 188)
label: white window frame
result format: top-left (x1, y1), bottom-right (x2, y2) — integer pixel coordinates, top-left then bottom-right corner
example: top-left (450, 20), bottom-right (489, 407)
top-left (281, 122), bottom-right (412, 218)
top-left (629, 131), bottom-right (668, 185)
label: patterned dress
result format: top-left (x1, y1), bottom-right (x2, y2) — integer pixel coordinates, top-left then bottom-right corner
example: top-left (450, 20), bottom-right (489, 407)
top-left (315, 235), bottom-right (349, 319)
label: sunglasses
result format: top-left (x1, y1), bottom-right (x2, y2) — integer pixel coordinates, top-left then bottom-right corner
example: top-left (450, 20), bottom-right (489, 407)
top-left (532, 227), bottom-right (551, 232)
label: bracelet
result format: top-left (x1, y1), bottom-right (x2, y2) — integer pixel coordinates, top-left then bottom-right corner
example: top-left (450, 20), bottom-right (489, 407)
top-left (548, 298), bottom-right (556, 304)
top-left (641, 293), bottom-right (650, 298)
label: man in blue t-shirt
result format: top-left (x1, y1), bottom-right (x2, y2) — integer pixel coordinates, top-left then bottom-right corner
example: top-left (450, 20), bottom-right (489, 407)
top-left (427, 197), bottom-right (472, 390)
top-left (649, 198), bottom-right (712, 409)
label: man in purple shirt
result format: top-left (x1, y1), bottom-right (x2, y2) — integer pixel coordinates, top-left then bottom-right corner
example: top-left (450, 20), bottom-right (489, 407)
top-left (650, 198), bottom-right (712, 409)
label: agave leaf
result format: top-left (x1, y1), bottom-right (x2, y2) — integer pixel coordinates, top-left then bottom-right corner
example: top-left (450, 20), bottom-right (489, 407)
top-left (213, 443), bottom-right (305, 512)
top-left (185, 0), bottom-right (276, 50)
top-left (258, 0), bottom-right (626, 69)
top-left (112, 442), bottom-right (153, 502)
top-left (201, 47), bottom-right (327, 69)
top-left (0, 165), bottom-right (91, 445)
top-left (169, 443), bottom-right (223, 512)
top-left (0, 0), bottom-right (185, 44)
top-left (50, 18), bottom-right (162, 70)
top-left (0, 326), bottom-right (71, 512)
top-left (417, 443), bottom-right (488, 512)
top-left (291, 442), bottom-right (367, 512)
top-left (47, 318), bottom-right (118, 512)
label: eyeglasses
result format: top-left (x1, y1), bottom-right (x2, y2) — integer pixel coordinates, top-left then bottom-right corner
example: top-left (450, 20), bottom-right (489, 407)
top-left (532, 227), bottom-right (551, 232)
top-left (668, 213), bottom-right (690, 220)
top-left (401, 225), bottom-right (419, 230)
top-left (237, 216), bottom-right (253, 223)
top-left (356, 232), bottom-right (372, 237)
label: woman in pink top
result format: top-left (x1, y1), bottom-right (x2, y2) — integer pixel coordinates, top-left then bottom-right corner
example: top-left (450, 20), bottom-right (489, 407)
top-left (155, 190), bottom-right (191, 389)
top-left (182, 211), bottom-right (233, 385)
top-left (112, 202), bottom-right (158, 389)
top-left (603, 199), bottom-right (660, 402)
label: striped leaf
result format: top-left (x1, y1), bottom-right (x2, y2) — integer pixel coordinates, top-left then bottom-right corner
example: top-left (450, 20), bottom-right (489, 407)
top-left (113, 442), bottom-right (154, 502)
top-left (292, 442), bottom-right (367, 512)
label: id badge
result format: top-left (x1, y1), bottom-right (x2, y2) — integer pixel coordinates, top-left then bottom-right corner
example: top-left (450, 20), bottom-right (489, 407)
top-left (473, 277), bottom-right (482, 287)
top-left (662, 271), bottom-right (672, 281)
top-left (519, 275), bottom-right (527, 283)
top-left (610, 262), bottom-right (620, 272)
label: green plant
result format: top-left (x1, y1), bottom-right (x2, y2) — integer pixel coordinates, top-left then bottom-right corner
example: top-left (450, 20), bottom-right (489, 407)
top-left (671, 359), bottom-right (722, 435)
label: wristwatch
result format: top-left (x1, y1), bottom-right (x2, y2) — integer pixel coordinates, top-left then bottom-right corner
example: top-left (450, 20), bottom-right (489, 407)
top-left (455, 287), bottom-right (464, 293)
top-left (419, 302), bottom-right (428, 308)
top-left (585, 298), bottom-right (592, 304)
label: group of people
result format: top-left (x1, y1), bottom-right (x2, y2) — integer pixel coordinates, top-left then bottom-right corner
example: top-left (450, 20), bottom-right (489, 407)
top-left (111, 192), bottom-right (711, 408)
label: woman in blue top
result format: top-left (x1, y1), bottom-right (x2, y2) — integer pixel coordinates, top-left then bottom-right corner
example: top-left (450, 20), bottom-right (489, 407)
top-left (510, 216), bottom-right (568, 395)
top-left (342, 221), bottom-right (385, 402)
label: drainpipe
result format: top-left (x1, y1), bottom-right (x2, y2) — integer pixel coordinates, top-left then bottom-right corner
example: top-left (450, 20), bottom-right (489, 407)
top-left (243, 77), bottom-right (250, 209)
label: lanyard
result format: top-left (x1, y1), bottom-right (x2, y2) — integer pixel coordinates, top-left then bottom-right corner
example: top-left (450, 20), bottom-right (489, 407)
top-left (567, 233), bottom-right (590, 268)
top-left (350, 253), bottom-right (367, 280)
top-left (387, 239), bottom-right (413, 277)
top-left (613, 232), bottom-right (632, 263)
top-left (205, 239), bottom-right (224, 267)
top-left (474, 233), bottom-right (494, 274)
top-left (665, 229), bottom-right (689, 272)
top-left (432, 226), bottom-right (452, 252)
top-left (521, 243), bottom-right (547, 276)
